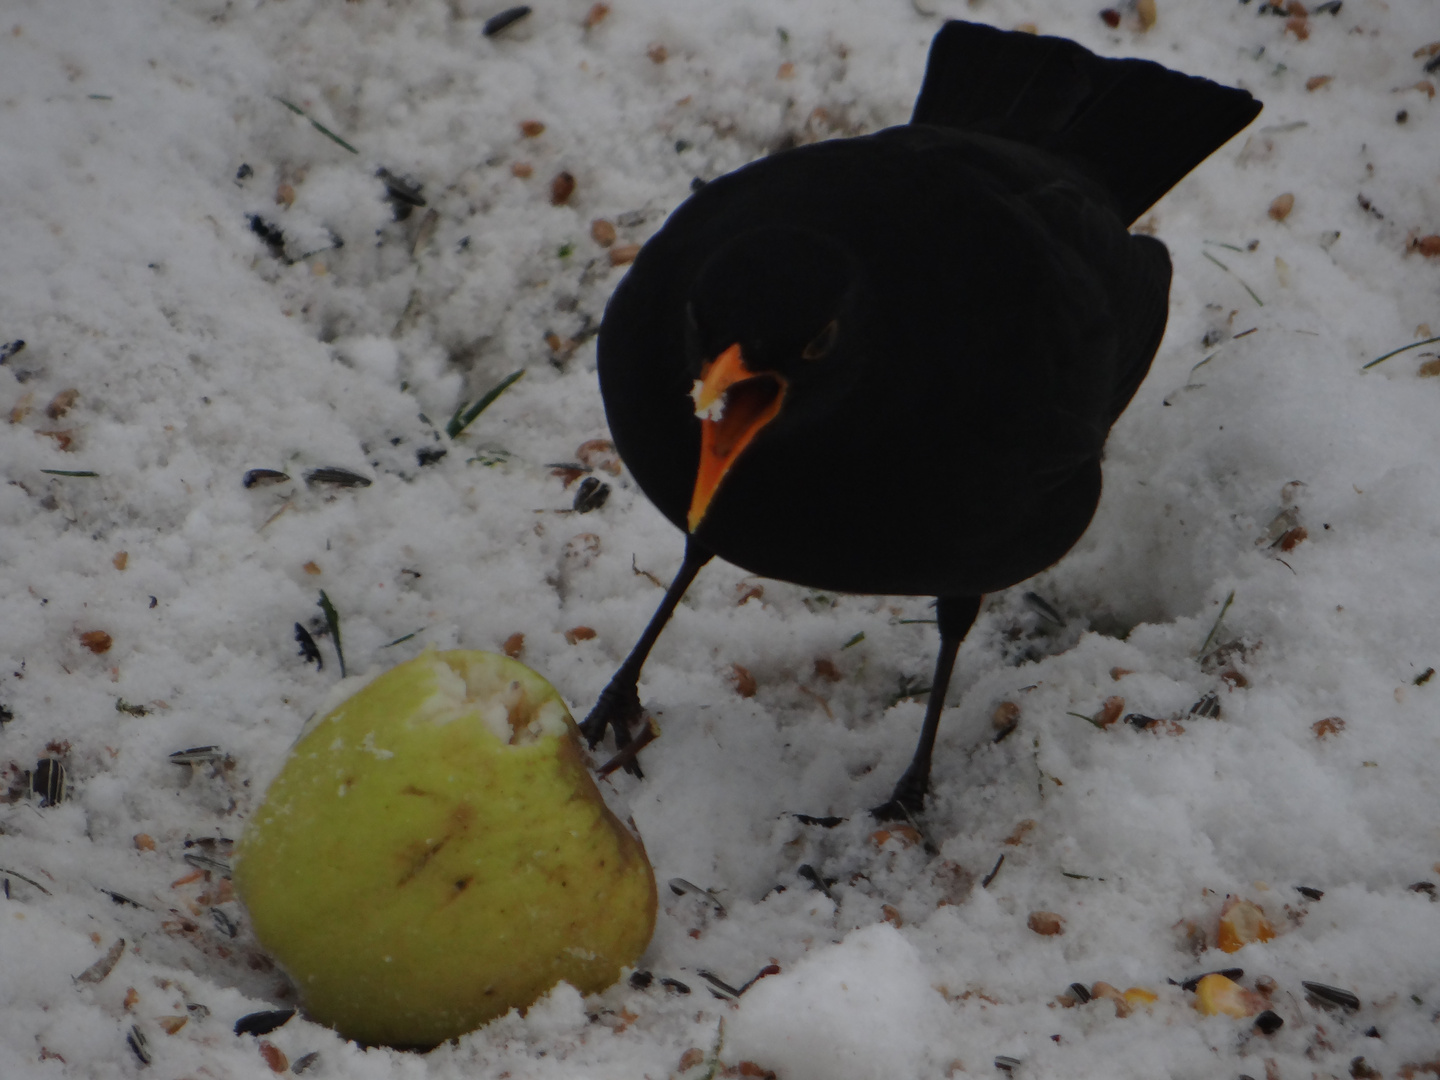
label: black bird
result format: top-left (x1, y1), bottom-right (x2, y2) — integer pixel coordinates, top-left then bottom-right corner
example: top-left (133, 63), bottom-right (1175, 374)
top-left (583, 20), bottom-right (1260, 819)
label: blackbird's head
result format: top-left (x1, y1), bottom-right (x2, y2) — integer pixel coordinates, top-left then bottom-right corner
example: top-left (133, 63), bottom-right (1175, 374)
top-left (683, 227), bottom-right (861, 532)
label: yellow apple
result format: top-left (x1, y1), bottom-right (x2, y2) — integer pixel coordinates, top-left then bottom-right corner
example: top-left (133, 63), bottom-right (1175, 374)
top-left (233, 650), bottom-right (656, 1048)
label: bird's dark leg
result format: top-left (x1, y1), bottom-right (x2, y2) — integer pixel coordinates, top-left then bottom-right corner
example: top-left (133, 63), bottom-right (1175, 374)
top-left (872, 595), bottom-right (982, 821)
top-left (580, 536), bottom-right (714, 773)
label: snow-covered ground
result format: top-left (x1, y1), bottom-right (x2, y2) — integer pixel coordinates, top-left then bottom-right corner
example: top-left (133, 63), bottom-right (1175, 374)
top-left (2, 0), bottom-right (1439, 1076)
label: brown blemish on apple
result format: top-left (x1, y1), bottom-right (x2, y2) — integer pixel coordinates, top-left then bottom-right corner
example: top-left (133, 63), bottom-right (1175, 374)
top-left (396, 835), bottom-right (450, 886)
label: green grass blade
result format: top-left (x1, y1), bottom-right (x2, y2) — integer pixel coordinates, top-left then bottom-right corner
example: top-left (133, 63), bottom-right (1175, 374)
top-left (447, 369), bottom-right (525, 439)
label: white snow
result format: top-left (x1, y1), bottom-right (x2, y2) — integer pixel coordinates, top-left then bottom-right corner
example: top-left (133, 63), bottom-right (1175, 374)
top-left (1, 0), bottom-right (1439, 1077)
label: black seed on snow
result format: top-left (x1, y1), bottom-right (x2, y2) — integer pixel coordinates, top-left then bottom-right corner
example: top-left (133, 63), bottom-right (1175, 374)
top-left (660, 978), bottom-right (690, 995)
top-left (1022, 591), bottom-right (1064, 626)
top-left (1189, 692), bottom-right (1222, 718)
top-left (304, 467), bottom-right (371, 488)
top-left (1255, 1010), bottom-right (1283, 1034)
top-left (629, 970), bottom-right (653, 989)
top-left (292, 1051), bottom-right (321, 1074)
top-left (169, 746), bottom-right (224, 764)
top-left (234, 1009), bottom-right (296, 1037)
top-left (1295, 885), bottom-right (1324, 901)
top-left (1302, 981), bottom-right (1360, 1010)
top-left (793, 813), bottom-right (845, 828)
top-left (667, 877), bottom-right (727, 915)
top-left (376, 167), bottom-right (426, 207)
top-left (697, 970), bottom-right (740, 997)
top-left (127, 1026), bottom-right (151, 1066)
top-left (0, 340), bottom-right (25, 363)
top-left (243, 469), bottom-right (290, 488)
top-left (33, 758), bottom-right (66, 806)
top-left (376, 167), bottom-right (426, 221)
top-left (797, 863), bottom-right (836, 899)
top-left (482, 6), bottom-right (531, 36)
top-left (296, 623), bottom-right (322, 668)
top-left (416, 446), bottom-right (447, 467)
top-left (248, 215), bottom-right (286, 259)
top-left (182, 852), bottom-right (231, 875)
top-left (1068, 982), bottom-right (1092, 1003)
top-left (573, 476), bottom-right (610, 513)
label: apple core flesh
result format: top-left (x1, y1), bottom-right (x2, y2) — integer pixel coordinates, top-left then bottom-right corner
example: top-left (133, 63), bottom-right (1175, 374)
top-left (233, 650), bottom-right (657, 1048)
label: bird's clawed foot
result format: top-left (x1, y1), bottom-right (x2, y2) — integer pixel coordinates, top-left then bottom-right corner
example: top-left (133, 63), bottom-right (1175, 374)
top-left (580, 679), bottom-right (646, 776)
top-left (869, 762), bottom-right (929, 823)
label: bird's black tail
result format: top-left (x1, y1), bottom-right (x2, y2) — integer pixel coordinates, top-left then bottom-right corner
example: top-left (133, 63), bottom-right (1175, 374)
top-left (910, 21), bottom-right (1261, 224)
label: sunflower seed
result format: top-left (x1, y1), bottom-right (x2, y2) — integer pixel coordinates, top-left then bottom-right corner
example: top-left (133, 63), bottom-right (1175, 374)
top-left (667, 877), bottom-right (726, 915)
top-left (1188, 692), bottom-right (1222, 719)
top-left (32, 758), bottom-right (66, 806)
top-left (234, 1009), bottom-right (296, 1037)
top-left (182, 852), bottom-right (232, 876)
top-left (242, 469), bottom-right (290, 488)
top-left (169, 746), bottom-right (225, 765)
top-left (1302, 981), bottom-right (1360, 1010)
top-left (127, 1026), bottom-right (151, 1065)
top-left (304, 467), bottom-right (371, 488)
top-left (482, 5), bottom-right (531, 36)
top-left (572, 476), bottom-right (610, 513)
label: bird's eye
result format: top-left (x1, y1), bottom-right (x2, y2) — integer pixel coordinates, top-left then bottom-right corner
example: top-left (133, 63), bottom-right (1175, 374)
top-left (801, 319), bottom-right (838, 360)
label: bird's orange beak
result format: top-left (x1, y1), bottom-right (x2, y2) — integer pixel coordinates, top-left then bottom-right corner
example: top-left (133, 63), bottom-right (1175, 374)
top-left (687, 344), bottom-right (787, 532)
